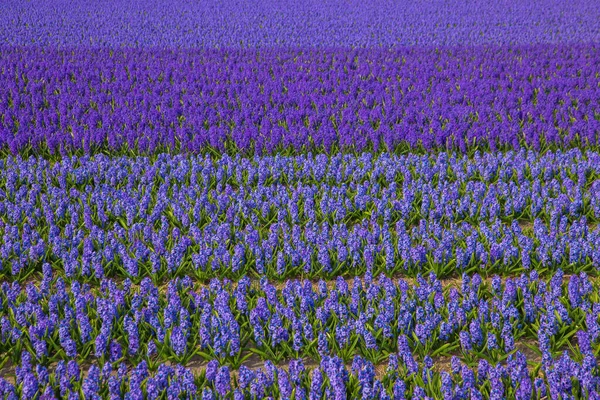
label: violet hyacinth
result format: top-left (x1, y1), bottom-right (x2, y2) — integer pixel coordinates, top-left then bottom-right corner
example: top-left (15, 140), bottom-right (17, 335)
top-left (215, 366), bottom-right (231, 398)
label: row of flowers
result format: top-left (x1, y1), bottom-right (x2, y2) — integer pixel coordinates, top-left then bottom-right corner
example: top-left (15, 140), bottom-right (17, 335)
top-left (1, 334), bottom-right (597, 399)
top-left (0, 269), bottom-right (597, 371)
top-left (2, 151), bottom-right (600, 280)
top-left (1, 45), bottom-right (599, 155)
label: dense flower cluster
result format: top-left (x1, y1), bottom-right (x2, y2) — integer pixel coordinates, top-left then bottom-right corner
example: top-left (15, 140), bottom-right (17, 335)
top-left (1, 0), bottom-right (599, 48)
top-left (1, 45), bottom-right (599, 155)
top-left (1, 150), bottom-right (600, 281)
top-left (0, 271), bottom-right (600, 398)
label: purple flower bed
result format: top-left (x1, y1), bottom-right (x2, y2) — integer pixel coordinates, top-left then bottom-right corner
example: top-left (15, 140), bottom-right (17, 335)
top-left (0, 45), bottom-right (599, 155)
top-left (1, 0), bottom-right (599, 48)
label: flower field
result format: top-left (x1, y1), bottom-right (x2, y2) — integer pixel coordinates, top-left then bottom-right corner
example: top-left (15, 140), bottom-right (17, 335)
top-left (1, 0), bottom-right (600, 399)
